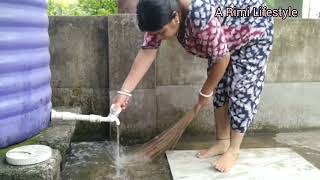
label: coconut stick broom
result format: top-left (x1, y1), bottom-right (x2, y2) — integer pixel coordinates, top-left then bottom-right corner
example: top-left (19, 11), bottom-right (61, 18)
top-left (129, 104), bottom-right (202, 162)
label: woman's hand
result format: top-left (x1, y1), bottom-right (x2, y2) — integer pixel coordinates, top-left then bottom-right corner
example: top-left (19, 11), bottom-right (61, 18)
top-left (112, 94), bottom-right (130, 111)
top-left (196, 54), bottom-right (229, 111)
top-left (196, 90), bottom-right (214, 111)
top-left (110, 49), bottom-right (157, 112)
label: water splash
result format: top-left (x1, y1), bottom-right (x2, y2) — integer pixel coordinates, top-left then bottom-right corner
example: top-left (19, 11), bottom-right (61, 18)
top-left (61, 125), bottom-right (156, 179)
top-left (62, 141), bottom-right (130, 180)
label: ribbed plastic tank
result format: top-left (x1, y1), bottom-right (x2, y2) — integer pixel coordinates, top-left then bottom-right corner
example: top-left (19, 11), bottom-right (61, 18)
top-left (0, 0), bottom-right (52, 148)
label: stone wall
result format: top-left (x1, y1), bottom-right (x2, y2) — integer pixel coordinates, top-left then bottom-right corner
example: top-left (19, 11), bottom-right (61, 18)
top-left (50, 15), bottom-right (320, 144)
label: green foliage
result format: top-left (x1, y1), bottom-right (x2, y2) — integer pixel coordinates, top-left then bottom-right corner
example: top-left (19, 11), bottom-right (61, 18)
top-left (48, 0), bottom-right (118, 16)
top-left (265, 0), bottom-right (303, 17)
top-left (78, 0), bottom-right (118, 15)
top-left (266, 0), bottom-right (276, 8)
top-left (266, 0), bottom-right (303, 10)
top-left (48, 0), bottom-right (67, 16)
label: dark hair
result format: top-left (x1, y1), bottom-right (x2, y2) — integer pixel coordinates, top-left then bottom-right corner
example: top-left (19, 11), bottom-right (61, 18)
top-left (137, 0), bottom-right (180, 32)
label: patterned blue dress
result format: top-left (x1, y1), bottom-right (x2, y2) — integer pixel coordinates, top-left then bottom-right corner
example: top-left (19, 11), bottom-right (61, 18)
top-left (142, 0), bottom-right (274, 133)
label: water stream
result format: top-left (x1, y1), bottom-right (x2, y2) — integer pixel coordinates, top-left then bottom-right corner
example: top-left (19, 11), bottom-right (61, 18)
top-left (116, 125), bottom-right (121, 177)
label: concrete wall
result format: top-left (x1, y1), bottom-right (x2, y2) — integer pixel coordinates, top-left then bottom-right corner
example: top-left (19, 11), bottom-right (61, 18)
top-left (254, 19), bottom-right (320, 131)
top-left (50, 15), bottom-right (320, 144)
top-left (49, 17), bottom-right (110, 141)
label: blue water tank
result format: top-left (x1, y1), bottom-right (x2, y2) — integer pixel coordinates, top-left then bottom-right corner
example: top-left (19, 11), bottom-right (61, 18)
top-left (0, 0), bottom-right (52, 148)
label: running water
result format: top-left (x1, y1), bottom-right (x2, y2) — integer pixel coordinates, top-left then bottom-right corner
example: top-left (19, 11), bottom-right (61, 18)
top-left (116, 125), bottom-right (121, 177)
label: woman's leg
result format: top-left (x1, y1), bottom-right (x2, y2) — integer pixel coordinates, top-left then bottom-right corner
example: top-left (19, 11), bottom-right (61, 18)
top-left (197, 104), bottom-right (231, 158)
top-left (214, 24), bottom-right (274, 172)
top-left (214, 129), bottom-right (244, 172)
top-left (213, 54), bottom-right (267, 172)
top-left (197, 59), bottom-right (232, 159)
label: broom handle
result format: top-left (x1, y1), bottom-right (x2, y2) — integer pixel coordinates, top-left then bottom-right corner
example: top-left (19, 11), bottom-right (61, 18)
top-left (194, 103), bottom-right (202, 115)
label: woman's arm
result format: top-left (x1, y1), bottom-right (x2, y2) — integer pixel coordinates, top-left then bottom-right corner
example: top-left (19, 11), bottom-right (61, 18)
top-left (200, 54), bottom-right (230, 95)
top-left (120, 49), bottom-right (158, 92)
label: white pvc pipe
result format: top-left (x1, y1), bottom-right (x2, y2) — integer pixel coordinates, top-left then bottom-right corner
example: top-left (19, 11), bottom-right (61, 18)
top-left (51, 104), bottom-right (121, 125)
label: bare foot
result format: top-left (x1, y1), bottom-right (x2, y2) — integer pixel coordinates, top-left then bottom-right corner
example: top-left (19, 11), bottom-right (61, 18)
top-left (213, 147), bottom-right (240, 173)
top-left (196, 140), bottom-right (230, 159)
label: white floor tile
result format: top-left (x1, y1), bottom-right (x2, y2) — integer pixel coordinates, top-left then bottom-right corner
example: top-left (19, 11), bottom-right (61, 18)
top-left (166, 148), bottom-right (320, 180)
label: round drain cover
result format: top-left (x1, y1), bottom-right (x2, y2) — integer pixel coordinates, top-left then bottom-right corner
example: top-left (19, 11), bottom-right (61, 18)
top-left (6, 145), bottom-right (52, 166)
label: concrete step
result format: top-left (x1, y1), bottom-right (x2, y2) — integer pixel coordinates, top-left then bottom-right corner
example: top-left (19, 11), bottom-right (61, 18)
top-left (0, 106), bottom-right (80, 180)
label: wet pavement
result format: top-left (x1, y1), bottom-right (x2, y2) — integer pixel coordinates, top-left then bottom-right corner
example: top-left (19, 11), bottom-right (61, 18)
top-left (61, 130), bottom-right (320, 180)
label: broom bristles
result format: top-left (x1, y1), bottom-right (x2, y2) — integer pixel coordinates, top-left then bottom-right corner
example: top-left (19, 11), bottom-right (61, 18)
top-left (129, 105), bottom-right (201, 162)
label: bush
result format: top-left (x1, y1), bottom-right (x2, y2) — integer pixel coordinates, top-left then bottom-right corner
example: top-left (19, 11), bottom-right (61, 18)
top-left (48, 0), bottom-right (118, 16)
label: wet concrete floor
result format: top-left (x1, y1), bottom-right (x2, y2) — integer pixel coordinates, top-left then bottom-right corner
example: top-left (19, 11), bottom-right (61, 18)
top-left (61, 130), bottom-right (320, 180)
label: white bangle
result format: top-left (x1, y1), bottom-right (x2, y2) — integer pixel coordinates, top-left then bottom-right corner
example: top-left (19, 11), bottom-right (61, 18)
top-left (199, 90), bottom-right (213, 98)
top-left (117, 90), bottom-right (132, 97)
top-left (121, 88), bottom-right (131, 93)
